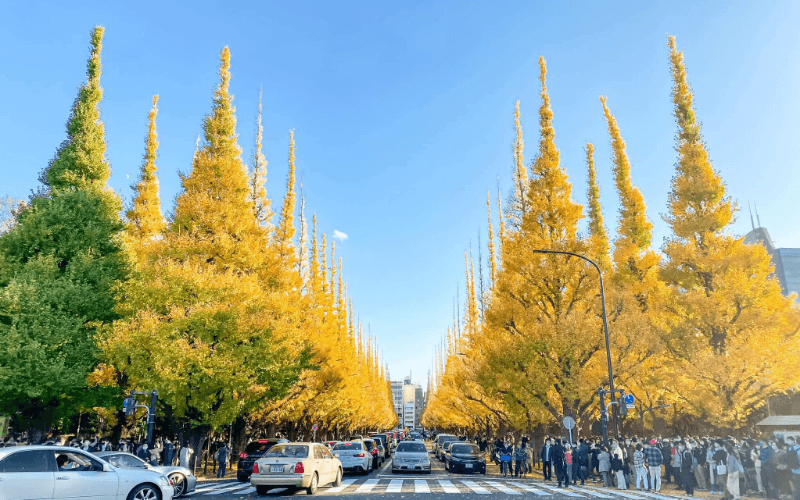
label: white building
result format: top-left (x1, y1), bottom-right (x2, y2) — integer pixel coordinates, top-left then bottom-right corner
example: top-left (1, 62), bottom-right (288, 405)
top-left (392, 375), bottom-right (425, 430)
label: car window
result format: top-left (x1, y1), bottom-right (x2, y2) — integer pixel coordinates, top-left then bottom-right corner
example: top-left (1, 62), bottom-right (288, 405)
top-left (332, 442), bottom-right (363, 451)
top-left (438, 435), bottom-right (456, 443)
top-left (244, 442), bottom-right (278, 454)
top-left (314, 447), bottom-right (324, 459)
top-left (396, 442), bottom-right (427, 453)
top-left (54, 451), bottom-right (104, 472)
top-left (265, 445), bottom-right (309, 458)
top-left (451, 444), bottom-right (479, 454)
top-left (107, 454), bottom-right (146, 468)
top-left (363, 440), bottom-right (375, 450)
top-left (322, 448), bottom-right (333, 459)
top-left (0, 450), bottom-right (53, 473)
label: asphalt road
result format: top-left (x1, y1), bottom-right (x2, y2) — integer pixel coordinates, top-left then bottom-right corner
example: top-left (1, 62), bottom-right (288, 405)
top-left (189, 448), bottom-right (687, 500)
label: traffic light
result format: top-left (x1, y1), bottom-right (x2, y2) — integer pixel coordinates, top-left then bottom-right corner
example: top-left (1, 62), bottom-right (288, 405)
top-left (619, 400), bottom-right (628, 417)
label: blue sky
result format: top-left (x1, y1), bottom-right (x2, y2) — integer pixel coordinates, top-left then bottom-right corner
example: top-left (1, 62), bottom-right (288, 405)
top-left (2, 1), bottom-right (800, 391)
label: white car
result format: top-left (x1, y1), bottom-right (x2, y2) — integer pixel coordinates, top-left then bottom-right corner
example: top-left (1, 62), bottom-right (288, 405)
top-left (0, 445), bottom-right (174, 500)
top-left (250, 443), bottom-right (342, 495)
top-left (96, 451), bottom-right (196, 497)
top-left (331, 441), bottom-right (372, 475)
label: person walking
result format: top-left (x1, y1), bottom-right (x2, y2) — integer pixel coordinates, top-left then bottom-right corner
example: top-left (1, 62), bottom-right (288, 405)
top-left (681, 441), bottom-right (695, 496)
top-left (565, 444), bottom-right (575, 485)
top-left (709, 440), bottom-right (719, 494)
top-left (752, 442), bottom-right (765, 495)
top-left (726, 442), bottom-right (744, 500)
top-left (552, 439), bottom-right (569, 488)
top-left (598, 446), bottom-right (612, 487)
top-left (578, 439), bottom-right (590, 485)
top-left (179, 441), bottom-right (194, 469)
top-left (713, 441), bottom-right (729, 499)
top-left (612, 449), bottom-right (627, 490)
top-left (515, 440), bottom-right (529, 478)
top-left (672, 441), bottom-right (684, 490)
top-left (542, 438), bottom-right (553, 481)
top-left (645, 439), bottom-right (663, 492)
top-left (215, 442), bottom-right (230, 478)
top-left (149, 438), bottom-right (163, 466)
top-left (634, 444), bottom-right (649, 491)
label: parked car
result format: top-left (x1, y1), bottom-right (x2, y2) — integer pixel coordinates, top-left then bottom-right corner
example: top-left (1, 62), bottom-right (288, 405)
top-left (331, 441), bottom-right (372, 474)
top-left (96, 450), bottom-right (196, 496)
top-left (362, 438), bottom-right (382, 469)
top-left (250, 443), bottom-right (342, 496)
top-left (369, 434), bottom-right (390, 458)
top-left (348, 435), bottom-right (364, 441)
top-left (391, 441), bottom-right (431, 474)
top-left (236, 438), bottom-right (289, 482)
top-left (433, 434), bottom-right (456, 459)
top-left (440, 440), bottom-right (458, 462)
top-left (445, 442), bottom-right (486, 474)
top-left (322, 441), bottom-right (339, 449)
top-left (0, 445), bottom-right (174, 500)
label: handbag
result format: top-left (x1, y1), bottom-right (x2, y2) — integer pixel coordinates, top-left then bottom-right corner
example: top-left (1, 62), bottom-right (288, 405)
top-left (716, 463), bottom-right (727, 475)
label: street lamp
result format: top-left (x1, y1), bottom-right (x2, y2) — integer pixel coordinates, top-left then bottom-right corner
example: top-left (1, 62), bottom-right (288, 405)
top-left (530, 249), bottom-right (618, 442)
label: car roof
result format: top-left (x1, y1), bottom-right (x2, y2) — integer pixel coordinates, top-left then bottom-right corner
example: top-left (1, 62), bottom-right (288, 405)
top-left (0, 445), bottom-right (111, 460)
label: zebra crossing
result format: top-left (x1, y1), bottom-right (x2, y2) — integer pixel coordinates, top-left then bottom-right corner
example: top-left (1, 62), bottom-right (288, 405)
top-left (192, 478), bottom-right (687, 497)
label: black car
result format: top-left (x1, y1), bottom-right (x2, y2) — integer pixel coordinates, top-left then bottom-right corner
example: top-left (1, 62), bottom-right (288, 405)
top-left (369, 434), bottom-right (390, 459)
top-left (439, 440), bottom-right (457, 461)
top-left (363, 439), bottom-right (382, 469)
top-left (445, 443), bottom-right (486, 474)
top-left (236, 438), bottom-right (288, 482)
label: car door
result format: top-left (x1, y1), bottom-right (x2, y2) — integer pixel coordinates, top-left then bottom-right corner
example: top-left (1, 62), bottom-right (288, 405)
top-left (53, 450), bottom-right (119, 500)
top-left (321, 446), bottom-right (337, 483)
top-left (0, 449), bottom-right (55, 500)
top-left (312, 446), bottom-right (326, 483)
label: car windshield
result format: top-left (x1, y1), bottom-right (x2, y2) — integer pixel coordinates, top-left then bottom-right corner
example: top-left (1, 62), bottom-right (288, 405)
top-left (332, 442), bottom-right (363, 451)
top-left (363, 441), bottom-right (375, 450)
top-left (451, 444), bottom-right (479, 454)
top-left (264, 445), bottom-right (309, 458)
top-left (397, 442), bottom-right (427, 453)
top-left (438, 435), bottom-right (456, 443)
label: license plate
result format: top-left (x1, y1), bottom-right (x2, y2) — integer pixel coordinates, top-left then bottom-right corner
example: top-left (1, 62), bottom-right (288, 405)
top-left (270, 466), bottom-right (283, 473)
top-left (466, 463), bottom-right (473, 468)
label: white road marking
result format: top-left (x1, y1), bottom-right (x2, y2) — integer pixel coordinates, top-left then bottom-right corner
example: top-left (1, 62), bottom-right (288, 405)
top-left (325, 478), bottom-right (357, 493)
top-left (438, 479), bottom-right (461, 493)
top-left (386, 479), bottom-right (404, 493)
top-left (461, 480), bottom-right (491, 494)
top-left (233, 487), bottom-right (256, 495)
top-left (203, 484), bottom-right (252, 495)
top-left (586, 488), bottom-right (646, 499)
top-left (509, 481), bottom-right (552, 495)
top-left (193, 482), bottom-right (237, 493)
top-left (536, 482), bottom-right (586, 497)
top-left (354, 478), bottom-right (380, 493)
top-left (570, 486), bottom-right (615, 498)
top-left (414, 479), bottom-right (431, 493)
top-left (486, 480), bottom-right (522, 494)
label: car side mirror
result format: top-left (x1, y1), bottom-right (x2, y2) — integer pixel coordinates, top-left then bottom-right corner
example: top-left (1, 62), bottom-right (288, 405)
top-left (103, 463), bottom-right (113, 472)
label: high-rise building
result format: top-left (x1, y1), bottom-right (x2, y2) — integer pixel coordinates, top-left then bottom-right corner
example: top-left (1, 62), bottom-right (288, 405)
top-left (391, 374), bottom-right (425, 430)
top-left (743, 223), bottom-right (800, 300)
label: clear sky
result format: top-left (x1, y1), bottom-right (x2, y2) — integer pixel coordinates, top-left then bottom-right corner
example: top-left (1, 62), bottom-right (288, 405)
top-left (2, 1), bottom-right (799, 389)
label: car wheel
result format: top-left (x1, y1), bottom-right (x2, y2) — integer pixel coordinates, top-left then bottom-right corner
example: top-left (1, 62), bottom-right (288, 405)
top-left (168, 473), bottom-right (186, 497)
top-left (128, 484), bottom-right (161, 500)
top-left (333, 468), bottom-right (342, 487)
top-left (236, 473), bottom-right (248, 482)
top-left (256, 485), bottom-right (270, 496)
top-left (307, 472), bottom-right (319, 495)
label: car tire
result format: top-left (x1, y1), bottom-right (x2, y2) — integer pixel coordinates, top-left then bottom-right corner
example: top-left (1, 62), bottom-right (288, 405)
top-left (236, 473), bottom-right (248, 482)
top-left (306, 472), bottom-right (319, 495)
top-left (333, 468), bottom-right (342, 487)
top-left (128, 484), bottom-right (162, 500)
top-left (168, 473), bottom-right (186, 497)
top-left (256, 485), bottom-right (270, 496)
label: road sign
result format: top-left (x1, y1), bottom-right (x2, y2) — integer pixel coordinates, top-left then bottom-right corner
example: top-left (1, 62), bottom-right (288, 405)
top-left (562, 416), bottom-right (576, 430)
top-left (312, 424), bottom-right (318, 431)
top-left (623, 394), bottom-right (635, 405)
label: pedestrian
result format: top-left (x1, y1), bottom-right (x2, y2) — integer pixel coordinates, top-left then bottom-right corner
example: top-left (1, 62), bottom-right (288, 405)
top-left (708, 440), bottom-right (719, 494)
top-left (612, 449), bottom-right (627, 490)
top-left (515, 440), bottom-right (529, 478)
top-left (179, 441), bottom-right (193, 469)
top-left (681, 441), bottom-right (695, 496)
top-left (541, 438), bottom-right (553, 481)
top-left (565, 444), bottom-right (574, 485)
top-left (163, 438), bottom-right (175, 466)
top-left (752, 441), bottom-right (765, 495)
top-left (578, 439), bottom-right (590, 485)
top-left (645, 439), bottom-right (663, 492)
top-left (136, 441), bottom-right (150, 461)
top-left (552, 439), bottom-right (568, 488)
top-left (672, 440), bottom-right (684, 490)
top-left (598, 445), bottom-right (612, 487)
top-left (725, 442), bottom-right (744, 500)
top-left (634, 444), bottom-right (649, 491)
top-left (149, 438), bottom-right (163, 466)
top-left (216, 442), bottom-right (230, 478)
top-left (714, 441), bottom-right (729, 499)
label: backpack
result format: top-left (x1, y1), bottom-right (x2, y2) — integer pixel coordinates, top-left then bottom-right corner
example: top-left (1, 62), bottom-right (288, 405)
top-left (788, 448), bottom-right (800, 470)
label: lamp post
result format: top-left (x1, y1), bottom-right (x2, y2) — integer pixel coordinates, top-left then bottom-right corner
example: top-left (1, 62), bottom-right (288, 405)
top-left (531, 249), bottom-right (618, 441)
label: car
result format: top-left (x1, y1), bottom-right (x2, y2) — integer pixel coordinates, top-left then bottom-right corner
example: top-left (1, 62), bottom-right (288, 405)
top-left (236, 438), bottom-right (288, 482)
top-left (0, 445), bottom-right (174, 500)
top-left (250, 442), bottom-right (342, 496)
top-left (369, 434), bottom-right (390, 458)
top-left (362, 438), bottom-right (382, 469)
top-left (391, 441), bottom-right (431, 474)
top-left (96, 450), bottom-right (197, 496)
top-left (445, 442), bottom-right (486, 474)
top-left (440, 440), bottom-right (457, 462)
top-left (433, 434), bottom-right (457, 459)
top-left (348, 435), bottom-right (364, 441)
top-left (331, 441), bottom-right (372, 474)
top-left (409, 432), bottom-right (423, 442)
top-left (322, 441), bottom-right (339, 449)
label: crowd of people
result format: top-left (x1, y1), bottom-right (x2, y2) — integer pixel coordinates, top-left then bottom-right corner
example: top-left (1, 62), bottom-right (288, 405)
top-left (0, 432), bottom-right (233, 476)
top-left (481, 434), bottom-right (800, 499)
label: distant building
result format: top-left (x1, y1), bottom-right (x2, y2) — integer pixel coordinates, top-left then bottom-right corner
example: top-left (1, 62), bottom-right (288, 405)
top-left (391, 375), bottom-right (425, 430)
top-left (743, 222), bottom-right (800, 300)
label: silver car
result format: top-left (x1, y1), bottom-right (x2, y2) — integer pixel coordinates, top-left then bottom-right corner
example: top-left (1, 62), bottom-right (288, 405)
top-left (0, 445), bottom-right (174, 500)
top-left (331, 441), bottom-right (372, 474)
top-left (392, 441), bottom-right (431, 474)
top-left (96, 451), bottom-right (197, 497)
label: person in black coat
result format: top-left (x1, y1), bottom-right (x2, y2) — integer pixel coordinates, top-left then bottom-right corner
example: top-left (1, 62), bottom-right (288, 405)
top-left (541, 438), bottom-right (553, 481)
top-left (552, 439), bottom-right (569, 487)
